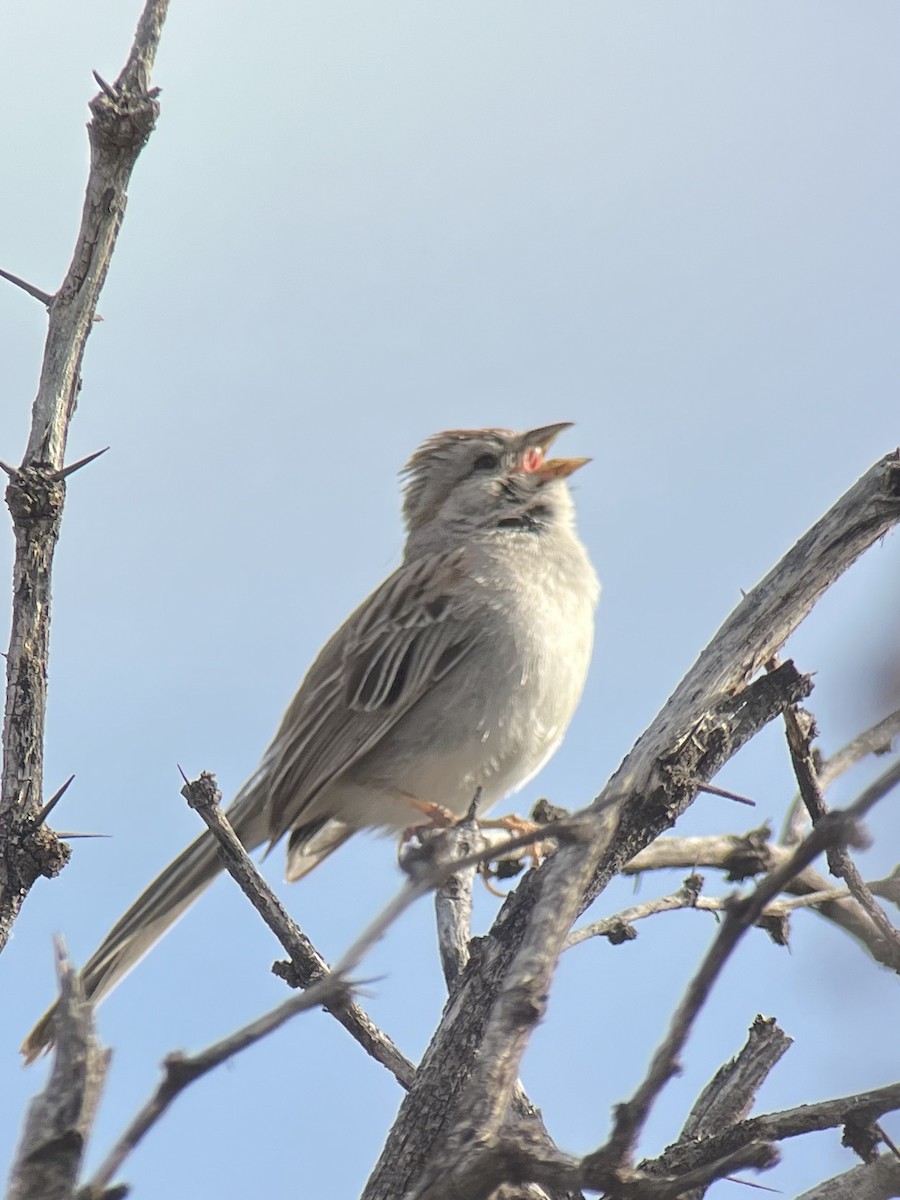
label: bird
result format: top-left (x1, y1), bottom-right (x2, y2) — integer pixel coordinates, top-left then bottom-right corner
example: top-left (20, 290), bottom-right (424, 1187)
top-left (22, 422), bottom-right (599, 1061)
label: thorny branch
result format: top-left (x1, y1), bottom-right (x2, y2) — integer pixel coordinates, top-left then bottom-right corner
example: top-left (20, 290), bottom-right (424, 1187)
top-left (0, 0), bottom-right (170, 953)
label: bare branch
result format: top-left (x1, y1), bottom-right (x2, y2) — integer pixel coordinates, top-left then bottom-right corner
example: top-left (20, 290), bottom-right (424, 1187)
top-left (0, 0), bottom-right (170, 952)
top-left (625, 830), bottom-right (897, 968)
top-left (7, 940), bottom-right (109, 1200)
top-left (641, 1016), bottom-right (794, 1200)
top-left (679, 1015), bottom-right (793, 1141)
top-left (566, 875), bottom-right (705, 946)
top-left (651, 1080), bottom-right (900, 1177)
top-left (568, 883), bottom-right (863, 951)
top-left (599, 808), bottom-right (866, 1166)
top-left (782, 707), bottom-right (900, 844)
top-left (793, 1153), bottom-right (900, 1200)
top-left (695, 780), bottom-right (756, 806)
top-left (411, 1123), bottom-right (779, 1200)
top-left (782, 703), bottom-right (900, 971)
top-left (433, 813), bottom-right (486, 990)
top-left (412, 1027), bottom-right (789, 1200)
top-left (180, 773), bottom-right (415, 1088)
top-left (584, 1143), bottom-right (780, 1200)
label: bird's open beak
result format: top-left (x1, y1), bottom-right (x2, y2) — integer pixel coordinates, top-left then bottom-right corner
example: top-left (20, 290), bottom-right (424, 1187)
top-left (537, 456), bottom-right (591, 479)
top-left (519, 422), bottom-right (590, 480)
top-left (521, 422), bottom-right (573, 453)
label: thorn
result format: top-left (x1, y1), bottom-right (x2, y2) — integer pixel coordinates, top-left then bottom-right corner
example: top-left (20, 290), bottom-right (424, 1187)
top-left (92, 70), bottom-right (118, 100)
top-left (0, 460), bottom-right (18, 478)
top-left (177, 764), bottom-right (190, 785)
top-left (34, 774), bottom-right (76, 829)
top-left (51, 446), bottom-right (110, 481)
top-left (0, 266), bottom-right (53, 307)
top-left (722, 1177), bottom-right (779, 1193)
top-left (697, 781), bottom-right (756, 807)
top-left (56, 832), bottom-right (111, 839)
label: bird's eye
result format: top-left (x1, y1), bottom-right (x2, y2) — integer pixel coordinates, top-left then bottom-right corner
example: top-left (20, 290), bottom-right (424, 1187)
top-left (472, 452), bottom-right (500, 473)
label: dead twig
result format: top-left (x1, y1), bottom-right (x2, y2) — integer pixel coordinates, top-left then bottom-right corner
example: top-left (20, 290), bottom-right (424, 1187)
top-left (432, 801), bottom-right (486, 990)
top-left (7, 940), bottom-right (109, 1200)
top-left (565, 878), bottom-right (857, 949)
top-left (0, 0), bottom-right (170, 953)
top-left (793, 1153), bottom-right (900, 1200)
top-left (650, 1079), bottom-right (900, 1176)
top-left (781, 707), bottom-right (900, 844)
top-left (599, 807), bottom-right (867, 1167)
top-left (624, 828), bottom-right (898, 969)
top-left (781, 702), bottom-right (900, 972)
top-left (180, 772), bottom-right (415, 1088)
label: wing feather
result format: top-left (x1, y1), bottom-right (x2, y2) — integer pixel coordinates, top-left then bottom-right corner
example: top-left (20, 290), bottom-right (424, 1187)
top-left (265, 547), bottom-right (480, 845)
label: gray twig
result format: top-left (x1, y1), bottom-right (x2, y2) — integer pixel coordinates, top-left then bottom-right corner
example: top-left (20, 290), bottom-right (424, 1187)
top-left (7, 940), bottom-right (109, 1200)
top-left (853, 758), bottom-right (900, 822)
top-left (680, 1015), bottom-right (793, 1141)
top-left (781, 707), bottom-right (900, 844)
top-left (0, 0), bottom-right (170, 953)
top-left (180, 773), bottom-right (415, 1088)
top-left (782, 703), bottom-right (900, 972)
top-left (641, 1016), bottom-right (793, 1200)
top-left (599, 808), bottom-right (866, 1167)
top-left (566, 879), bottom-right (862, 950)
top-left (792, 1152), bottom-right (900, 1200)
top-left (432, 807), bottom-right (485, 990)
top-left (625, 829), bottom-right (898, 968)
top-left (650, 1079), bottom-right (900, 1177)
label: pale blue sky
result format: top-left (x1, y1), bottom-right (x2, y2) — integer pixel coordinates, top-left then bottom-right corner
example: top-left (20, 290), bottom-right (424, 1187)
top-left (2, 4), bottom-right (899, 1197)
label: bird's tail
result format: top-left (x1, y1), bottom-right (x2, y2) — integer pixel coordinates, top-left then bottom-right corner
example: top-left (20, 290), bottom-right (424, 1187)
top-left (21, 781), bottom-right (270, 1064)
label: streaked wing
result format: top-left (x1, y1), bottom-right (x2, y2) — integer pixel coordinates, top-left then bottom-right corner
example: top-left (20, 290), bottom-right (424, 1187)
top-left (265, 547), bottom-right (481, 845)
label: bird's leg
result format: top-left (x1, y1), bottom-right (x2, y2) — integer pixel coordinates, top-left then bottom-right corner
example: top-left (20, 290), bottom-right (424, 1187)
top-left (395, 796), bottom-right (460, 864)
top-left (403, 797), bottom-right (459, 828)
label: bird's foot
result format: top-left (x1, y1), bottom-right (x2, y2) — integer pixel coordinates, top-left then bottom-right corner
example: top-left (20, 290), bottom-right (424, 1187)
top-left (478, 813), bottom-right (555, 895)
top-left (396, 799), bottom-right (459, 863)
